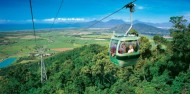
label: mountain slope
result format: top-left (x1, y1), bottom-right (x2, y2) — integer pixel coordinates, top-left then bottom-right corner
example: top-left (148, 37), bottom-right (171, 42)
top-left (110, 23), bottom-right (170, 35)
top-left (133, 20), bottom-right (172, 29)
top-left (73, 19), bottom-right (126, 28)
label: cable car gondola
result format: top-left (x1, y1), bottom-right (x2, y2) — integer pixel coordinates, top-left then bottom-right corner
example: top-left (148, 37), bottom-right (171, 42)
top-left (108, 1), bottom-right (140, 67)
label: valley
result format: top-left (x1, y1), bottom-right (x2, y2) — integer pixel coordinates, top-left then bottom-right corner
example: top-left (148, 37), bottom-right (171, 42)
top-left (0, 29), bottom-right (112, 67)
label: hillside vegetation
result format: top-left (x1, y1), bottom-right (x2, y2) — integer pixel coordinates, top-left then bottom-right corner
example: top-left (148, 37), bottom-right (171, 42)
top-left (0, 16), bottom-right (190, 94)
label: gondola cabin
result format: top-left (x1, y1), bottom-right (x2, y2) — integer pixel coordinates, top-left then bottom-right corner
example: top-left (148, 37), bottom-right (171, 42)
top-left (109, 34), bottom-right (140, 67)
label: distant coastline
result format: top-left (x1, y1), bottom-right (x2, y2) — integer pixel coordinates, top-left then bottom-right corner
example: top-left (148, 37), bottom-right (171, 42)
top-left (0, 19), bottom-right (173, 32)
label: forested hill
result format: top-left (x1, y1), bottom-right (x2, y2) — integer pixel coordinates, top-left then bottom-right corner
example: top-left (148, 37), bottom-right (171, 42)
top-left (0, 40), bottom-right (190, 93)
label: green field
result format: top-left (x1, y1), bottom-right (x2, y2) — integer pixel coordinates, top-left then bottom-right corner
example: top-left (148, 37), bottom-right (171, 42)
top-left (0, 29), bottom-right (112, 61)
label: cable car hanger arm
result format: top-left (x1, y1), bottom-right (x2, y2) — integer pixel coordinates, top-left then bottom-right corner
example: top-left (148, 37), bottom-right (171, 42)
top-left (124, 0), bottom-right (135, 35)
top-left (125, 11), bottom-right (133, 35)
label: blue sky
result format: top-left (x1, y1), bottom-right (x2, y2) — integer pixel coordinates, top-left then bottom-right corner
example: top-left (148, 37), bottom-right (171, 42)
top-left (0, 0), bottom-right (190, 23)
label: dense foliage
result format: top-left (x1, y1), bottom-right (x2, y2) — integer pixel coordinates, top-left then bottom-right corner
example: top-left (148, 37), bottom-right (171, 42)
top-left (0, 16), bottom-right (190, 94)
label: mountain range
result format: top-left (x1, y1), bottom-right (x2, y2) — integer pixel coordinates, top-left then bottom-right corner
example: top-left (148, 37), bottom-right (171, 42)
top-left (82, 19), bottom-right (172, 29)
top-left (132, 20), bottom-right (172, 29)
top-left (0, 19), bottom-right (171, 35)
top-left (110, 23), bottom-right (170, 35)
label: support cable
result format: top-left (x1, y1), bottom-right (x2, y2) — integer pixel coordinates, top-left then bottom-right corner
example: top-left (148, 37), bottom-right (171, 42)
top-left (29, 0), bottom-right (37, 45)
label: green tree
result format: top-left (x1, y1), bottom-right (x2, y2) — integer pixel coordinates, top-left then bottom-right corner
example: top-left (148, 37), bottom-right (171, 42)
top-left (153, 35), bottom-right (167, 45)
top-left (139, 36), bottom-right (152, 59)
top-left (169, 16), bottom-right (190, 76)
top-left (171, 71), bottom-right (190, 94)
top-left (169, 16), bottom-right (187, 30)
top-left (129, 28), bottom-right (139, 36)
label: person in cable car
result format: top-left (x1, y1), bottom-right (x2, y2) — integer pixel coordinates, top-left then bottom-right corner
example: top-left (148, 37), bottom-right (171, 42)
top-left (111, 43), bottom-right (117, 57)
top-left (128, 44), bottom-right (134, 53)
top-left (118, 42), bottom-right (127, 54)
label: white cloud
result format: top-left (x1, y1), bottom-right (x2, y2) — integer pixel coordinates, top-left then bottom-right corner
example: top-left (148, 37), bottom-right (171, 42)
top-left (0, 19), bottom-right (11, 23)
top-left (137, 6), bottom-right (144, 10)
top-left (135, 4), bottom-right (144, 10)
top-left (42, 18), bottom-right (86, 23)
top-left (43, 18), bottom-right (54, 22)
top-left (0, 18), bottom-right (86, 24)
top-left (26, 19), bottom-right (37, 22)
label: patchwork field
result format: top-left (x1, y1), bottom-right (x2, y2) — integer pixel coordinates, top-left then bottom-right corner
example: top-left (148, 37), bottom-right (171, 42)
top-left (0, 29), bottom-right (111, 62)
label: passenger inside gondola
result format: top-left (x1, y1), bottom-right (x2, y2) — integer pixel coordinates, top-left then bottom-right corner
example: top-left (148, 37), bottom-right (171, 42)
top-left (111, 43), bottom-right (117, 57)
top-left (128, 44), bottom-right (134, 53)
top-left (118, 42), bottom-right (126, 54)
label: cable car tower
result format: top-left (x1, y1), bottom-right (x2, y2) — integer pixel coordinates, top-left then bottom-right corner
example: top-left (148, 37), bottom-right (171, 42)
top-left (37, 47), bottom-right (48, 83)
top-left (29, 0), bottom-right (48, 83)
